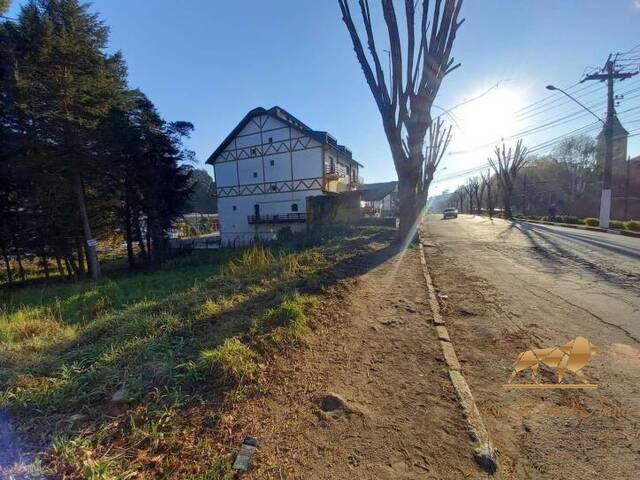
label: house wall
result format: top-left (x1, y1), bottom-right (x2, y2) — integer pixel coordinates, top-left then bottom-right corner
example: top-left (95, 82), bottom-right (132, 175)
top-left (213, 113), bottom-right (325, 245)
top-left (322, 147), bottom-right (359, 193)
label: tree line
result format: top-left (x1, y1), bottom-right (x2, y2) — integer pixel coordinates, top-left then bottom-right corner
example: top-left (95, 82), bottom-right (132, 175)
top-left (439, 135), bottom-right (606, 219)
top-left (1, 0), bottom-right (198, 284)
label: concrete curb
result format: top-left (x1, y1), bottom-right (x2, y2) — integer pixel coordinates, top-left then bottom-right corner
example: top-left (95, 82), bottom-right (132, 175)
top-left (519, 219), bottom-right (640, 238)
top-left (418, 230), bottom-right (499, 474)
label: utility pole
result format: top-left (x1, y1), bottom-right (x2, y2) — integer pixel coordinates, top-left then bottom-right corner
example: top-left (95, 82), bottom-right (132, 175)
top-left (582, 55), bottom-right (637, 228)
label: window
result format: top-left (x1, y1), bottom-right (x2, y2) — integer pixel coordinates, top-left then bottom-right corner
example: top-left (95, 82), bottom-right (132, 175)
top-left (268, 137), bottom-right (273, 143)
top-left (270, 159), bottom-right (275, 166)
top-left (251, 147), bottom-right (257, 155)
top-left (270, 184), bottom-right (277, 191)
top-left (291, 203), bottom-right (298, 212)
top-left (253, 172), bottom-right (258, 178)
top-left (232, 205), bottom-right (237, 211)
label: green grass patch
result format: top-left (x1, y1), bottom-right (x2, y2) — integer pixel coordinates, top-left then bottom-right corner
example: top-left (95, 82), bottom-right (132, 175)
top-left (0, 226), bottom-right (394, 477)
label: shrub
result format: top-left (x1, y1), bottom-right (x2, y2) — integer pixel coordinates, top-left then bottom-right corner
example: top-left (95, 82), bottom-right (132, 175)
top-left (609, 220), bottom-right (626, 230)
top-left (626, 220), bottom-right (640, 231)
top-left (222, 245), bottom-right (276, 277)
top-left (276, 226), bottom-right (294, 242)
top-left (584, 218), bottom-right (599, 227)
top-left (560, 215), bottom-right (582, 225)
top-left (200, 338), bottom-right (261, 384)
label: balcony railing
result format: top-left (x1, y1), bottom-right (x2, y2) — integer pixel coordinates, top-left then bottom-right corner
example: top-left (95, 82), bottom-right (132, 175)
top-left (324, 165), bottom-right (344, 179)
top-left (248, 213), bottom-right (306, 224)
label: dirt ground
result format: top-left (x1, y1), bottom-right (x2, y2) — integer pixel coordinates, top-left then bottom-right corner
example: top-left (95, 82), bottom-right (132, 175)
top-left (423, 214), bottom-right (640, 480)
top-left (233, 236), bottom-right (489, 479)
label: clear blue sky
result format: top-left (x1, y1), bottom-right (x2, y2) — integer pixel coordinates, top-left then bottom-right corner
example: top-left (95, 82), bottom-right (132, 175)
top-left (8, 1), bottom-right (640, 194)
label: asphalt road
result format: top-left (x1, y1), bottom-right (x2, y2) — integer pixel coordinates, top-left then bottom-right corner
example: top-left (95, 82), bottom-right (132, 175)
top-left (423, 214), bottom-right (640, 479)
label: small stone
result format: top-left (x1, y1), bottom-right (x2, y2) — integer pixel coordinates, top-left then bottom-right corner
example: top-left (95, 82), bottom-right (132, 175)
top-left (111, 385), bottom-right (128, 403)
top-left (474, 443), bottom-right (498, 474)
top-left (68, 413), bottom-right (87, 423)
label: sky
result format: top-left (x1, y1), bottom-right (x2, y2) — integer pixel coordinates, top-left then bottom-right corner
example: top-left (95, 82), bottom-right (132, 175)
top-left (7, 0), bottom-right (640, 195)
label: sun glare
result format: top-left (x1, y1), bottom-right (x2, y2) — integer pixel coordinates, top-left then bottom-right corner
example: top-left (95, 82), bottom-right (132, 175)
top-left (453, 88), bottom-right (523, 150)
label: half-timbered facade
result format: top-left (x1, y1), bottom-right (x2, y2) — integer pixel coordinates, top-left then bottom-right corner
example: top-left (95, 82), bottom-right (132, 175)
top-left (206, 106), bottom-right (363, 245)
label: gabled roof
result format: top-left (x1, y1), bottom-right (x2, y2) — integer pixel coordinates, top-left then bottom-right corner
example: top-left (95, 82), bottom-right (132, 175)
top-left (359, 181), bottom-right (398, 201)
top-left (206, 106), bottom-right (363, 167)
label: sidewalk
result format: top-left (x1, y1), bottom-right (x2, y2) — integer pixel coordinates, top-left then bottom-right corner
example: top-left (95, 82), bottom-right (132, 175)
top-left (234, 240), bottom-right (485, 479)
top-left (519, 218), bottom-right (640, 238)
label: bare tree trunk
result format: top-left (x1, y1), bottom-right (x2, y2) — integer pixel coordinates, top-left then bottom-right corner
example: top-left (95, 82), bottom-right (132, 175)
top-left (502, 184), bottom-right (513, 219)
top-left (133, 213), bottom-right (147, 262)
top-left (40, 247), bottom-right (50, 280)
top-left (16, 249), bottom-right (26, 282)
top-left (124, 195), bottom-right (135, 269)
top-left (75, 237), bottom-right (86, 276)
top-left (65, 256), bottom-right (77, 278)
top-left (398, 171), bottom-right (419, 240)
top-left (55, 255), bottom-right (64, 277)
top-left (1, 245), bottom-right (12, 285)
top-left (72, 164), bottom-right (100, 280)
top-left (487, 183), bottom-right (493, 218)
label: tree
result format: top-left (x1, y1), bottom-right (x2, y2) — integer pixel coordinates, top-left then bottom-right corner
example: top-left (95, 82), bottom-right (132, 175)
top-left (488, 140), bottom-right (528, 218)
top-left (0, 0), bottom-right (10, 15)
top-left (189, 169), bottom-right (217, 214)
top-left (12, 0), bottom-right (127, 279)
top-left (465, 176), bottom-right (479, 214)
top-left (421, 118), bottom-right (452, 209)
top-left (463, 179), bottom-right (474, 213)
top-left (338, 0), bottom-right (463, 238)
top-left (480, 169), bottom-right (493, 217)
top-left (553, 135), bottom-right (596, 214)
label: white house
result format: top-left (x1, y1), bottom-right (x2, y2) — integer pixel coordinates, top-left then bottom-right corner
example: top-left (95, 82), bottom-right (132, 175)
top-left (206, 106), bottom-right (363, 246)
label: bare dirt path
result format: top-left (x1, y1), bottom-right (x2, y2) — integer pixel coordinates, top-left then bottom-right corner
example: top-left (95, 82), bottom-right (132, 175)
top-left (237, 237), bottom-right (487, 479)
top-left (423, 214), bottom-right (640, 480)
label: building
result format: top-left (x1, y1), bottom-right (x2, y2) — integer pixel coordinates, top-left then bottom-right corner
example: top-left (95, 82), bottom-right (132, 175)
top-left (596, 111), bottom-right (628, 218)
top-left (206, 106), bottom-right (363, 245)
top-left (359, 181), bottom-right (398, 217)
top-left (622, 155), bottom-right (640, 219)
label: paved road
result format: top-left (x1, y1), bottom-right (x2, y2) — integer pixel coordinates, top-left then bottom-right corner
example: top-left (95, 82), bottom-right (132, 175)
top-left (423, 214), bottom-right (640, 479)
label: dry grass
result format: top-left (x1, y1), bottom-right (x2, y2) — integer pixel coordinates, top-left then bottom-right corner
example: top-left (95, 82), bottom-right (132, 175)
top-left (0, 226), bottom-right (392, 478)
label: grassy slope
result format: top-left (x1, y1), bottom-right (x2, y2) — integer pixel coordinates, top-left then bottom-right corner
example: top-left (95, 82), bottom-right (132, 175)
top-left (0, 227), bottom-right (390, 479)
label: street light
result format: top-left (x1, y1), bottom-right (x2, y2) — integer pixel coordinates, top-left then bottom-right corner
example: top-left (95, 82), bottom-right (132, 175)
top-left (545, 85), bottom-right (604, 124)
top-left (545, 84), bottom-right (611, 229)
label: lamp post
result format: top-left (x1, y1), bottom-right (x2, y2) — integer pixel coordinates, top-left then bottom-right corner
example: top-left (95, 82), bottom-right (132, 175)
top-left (545, 84), bottom-right (610, 228)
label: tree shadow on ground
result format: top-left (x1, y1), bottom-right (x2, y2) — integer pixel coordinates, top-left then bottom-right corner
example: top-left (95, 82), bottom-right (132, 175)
top-left (512, 221), bottom-right (640, 290)
top-left (0, 226), bottom-right (404, 477)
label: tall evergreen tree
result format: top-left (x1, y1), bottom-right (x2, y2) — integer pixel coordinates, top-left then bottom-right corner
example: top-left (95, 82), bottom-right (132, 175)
top-left (12, 0), bottom-right (127, 279)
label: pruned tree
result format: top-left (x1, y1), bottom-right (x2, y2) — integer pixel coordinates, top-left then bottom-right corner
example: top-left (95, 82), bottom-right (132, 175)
top-left (338, 0), bottom-right (464, 238)
top-left (463, 179), bottom-right (473, 214)
top-left (480, 169), bottom-right (492, 217)
top-left (455, 187), bottom-right (465, 213)
top-left (468, 176), bottom-right (480, 214)
top-left (420, 118), bottom-right (452, 209)
top-left (488, 140), bottom-right (529, 218)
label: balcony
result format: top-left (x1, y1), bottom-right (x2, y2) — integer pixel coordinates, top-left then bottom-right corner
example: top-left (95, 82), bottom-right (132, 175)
top-left (324, 165), bottom-right (344, 180)
top-left (247, 213), bottom-right (306, 225)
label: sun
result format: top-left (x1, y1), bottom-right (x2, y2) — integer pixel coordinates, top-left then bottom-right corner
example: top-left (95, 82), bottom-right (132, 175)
top-left (453, 88), bottom-right (523, 150)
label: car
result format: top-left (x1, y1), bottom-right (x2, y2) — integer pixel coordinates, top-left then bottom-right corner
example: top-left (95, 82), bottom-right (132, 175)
top-left (442, 207), bottom-right (458, 219)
